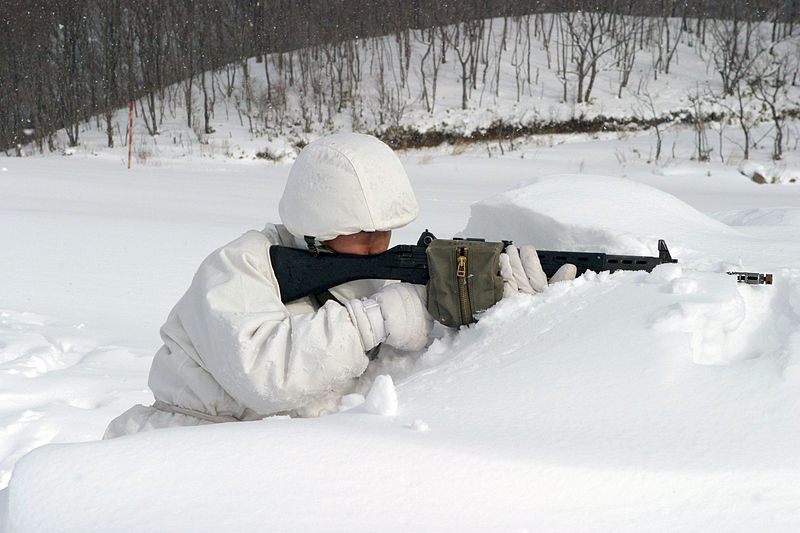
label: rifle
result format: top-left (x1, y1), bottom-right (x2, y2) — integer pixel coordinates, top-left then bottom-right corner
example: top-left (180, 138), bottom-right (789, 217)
top-left (270, 230), bottom-right (690, 304)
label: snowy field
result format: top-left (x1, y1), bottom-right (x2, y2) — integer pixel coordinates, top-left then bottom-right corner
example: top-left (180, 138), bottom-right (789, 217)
top-left (3, 12), bottom-right (800, 530)
top-left (2, 121), bottom-right (800, 531)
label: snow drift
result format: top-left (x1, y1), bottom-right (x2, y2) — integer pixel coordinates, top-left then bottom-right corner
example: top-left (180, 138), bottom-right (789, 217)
top-left (462, 175), bottom-right (737, 256)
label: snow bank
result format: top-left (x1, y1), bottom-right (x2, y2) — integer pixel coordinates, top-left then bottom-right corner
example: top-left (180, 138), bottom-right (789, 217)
top-left (462, 175), bottom-right (737, 256)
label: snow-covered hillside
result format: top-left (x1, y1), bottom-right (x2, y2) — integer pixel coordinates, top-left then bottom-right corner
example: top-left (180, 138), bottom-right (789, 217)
top-left (2, 120), bottom-right (800, 530)
top-left (17, 15), bottom-right (800, 182)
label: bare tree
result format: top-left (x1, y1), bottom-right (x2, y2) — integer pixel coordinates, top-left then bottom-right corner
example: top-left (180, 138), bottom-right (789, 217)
top-left (493, 16), bottom-right (510, 97)
top-left (417, 27), bottom-right (442, 113)
top-left (726, 79), bottom-right (758, 160)
top-left (196, 0), bottom-right (217, 135)
top-left (96, 0), bottom-right (124, 147)
top-left (709, 10), bottom-right (760, 96)
top-left (688, 86), bottom-right (712, 161)
top-left (653, 2), bottom-right (684, 76)
top-left (511, 14), bottom-right (536, 102)
top-left (0, 0), bottom-right (32, 153)
top-left (615, 14), bottom-right (641, 98)
top-left (634, 86), bottom-right (664, 161)
top-left (445, 20), bottom-right (483, 109)
top-left (712, 21), bottom-right (793, 160)
top-left (535, 13), bottom-right (555, 69)
top-left (174, 0), bottom-right (198, 129)
top-left (52, 0), bottom-right (90, 146)
top-left (554, 13), bottom-right (570, 102)
top-left (133, 0), bottom-right (168, 135)
top-left (561, 10), bottom-right (622, 103)
top-left (749, 51), bottom-right (796, 160)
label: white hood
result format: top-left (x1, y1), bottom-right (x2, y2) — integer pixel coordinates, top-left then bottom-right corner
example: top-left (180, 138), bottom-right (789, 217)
top-left (279, 132), bottom-right (419, 242)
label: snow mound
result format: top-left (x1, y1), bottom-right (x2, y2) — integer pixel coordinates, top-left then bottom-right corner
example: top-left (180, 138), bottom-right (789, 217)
top-left (462, 175), bottom-right (737, 256)
top-left (739, 160), bottom-right (800, 185)
top-left (647, 267), bottom-right (800, 365)
top-left (363, 375), bottom-right (398, 416)
top-left (338, 375), bottom-right (399, 416)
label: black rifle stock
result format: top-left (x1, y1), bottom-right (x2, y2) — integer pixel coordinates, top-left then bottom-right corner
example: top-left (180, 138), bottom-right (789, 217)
top-left (269, 231), bottom-right (682, 304)
top-left (270, 244), bottom-right (431, 303)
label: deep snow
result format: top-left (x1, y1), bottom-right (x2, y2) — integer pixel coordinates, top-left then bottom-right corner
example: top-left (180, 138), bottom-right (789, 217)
top-left (3, 12), bottom-right (800, 530)
top-left (2, 126), bottom-right (800, 531)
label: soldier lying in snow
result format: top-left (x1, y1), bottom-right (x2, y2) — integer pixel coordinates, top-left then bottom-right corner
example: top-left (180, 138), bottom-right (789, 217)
top-left (104, 132), bottom-right (574, 437)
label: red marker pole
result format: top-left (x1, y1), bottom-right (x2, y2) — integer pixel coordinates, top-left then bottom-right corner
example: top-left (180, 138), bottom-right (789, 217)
top-left (128, 102), bottom-right (134, 169)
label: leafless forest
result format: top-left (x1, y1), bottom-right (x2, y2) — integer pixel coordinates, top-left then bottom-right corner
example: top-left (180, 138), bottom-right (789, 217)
top-left (1, 0), bottom-right (799, 156)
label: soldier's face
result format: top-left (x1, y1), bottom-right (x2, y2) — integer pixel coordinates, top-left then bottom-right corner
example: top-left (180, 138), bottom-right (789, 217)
top-left (322, 230), bottom-right (392, 255)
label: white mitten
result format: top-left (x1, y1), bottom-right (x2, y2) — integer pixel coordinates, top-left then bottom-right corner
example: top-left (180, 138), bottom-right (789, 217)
top-left (549, 263), bottom-right (578, 283)
top-left (344, 297), bottom-right (386, 351)
top-left (499, 244), bottom-right (576, 297)
top-left (345, 283), bottom-right (433, 352)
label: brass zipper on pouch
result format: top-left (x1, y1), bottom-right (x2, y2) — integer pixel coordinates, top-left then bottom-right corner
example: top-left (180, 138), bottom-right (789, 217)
top-left (456, 247), bottom-right (470, 325)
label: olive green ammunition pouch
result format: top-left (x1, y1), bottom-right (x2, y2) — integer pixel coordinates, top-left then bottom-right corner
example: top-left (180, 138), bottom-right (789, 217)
top-left (425, 239), bottom-right (505, 328)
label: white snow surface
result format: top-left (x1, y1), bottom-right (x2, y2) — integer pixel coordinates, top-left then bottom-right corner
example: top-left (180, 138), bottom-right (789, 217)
top-left (3, 130), bottom-right (800, 530)
top-left (464, 174), bottom-right (736, 254)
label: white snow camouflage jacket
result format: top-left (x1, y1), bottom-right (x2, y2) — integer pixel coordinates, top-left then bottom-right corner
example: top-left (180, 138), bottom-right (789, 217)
top-left (104, 223), bottom-right (391, 437)
top-left (105, 133), bottom-right (419, 437)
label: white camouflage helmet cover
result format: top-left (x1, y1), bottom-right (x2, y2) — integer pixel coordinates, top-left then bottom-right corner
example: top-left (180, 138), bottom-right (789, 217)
top-left (279, 132), bottom-right (419, 242)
